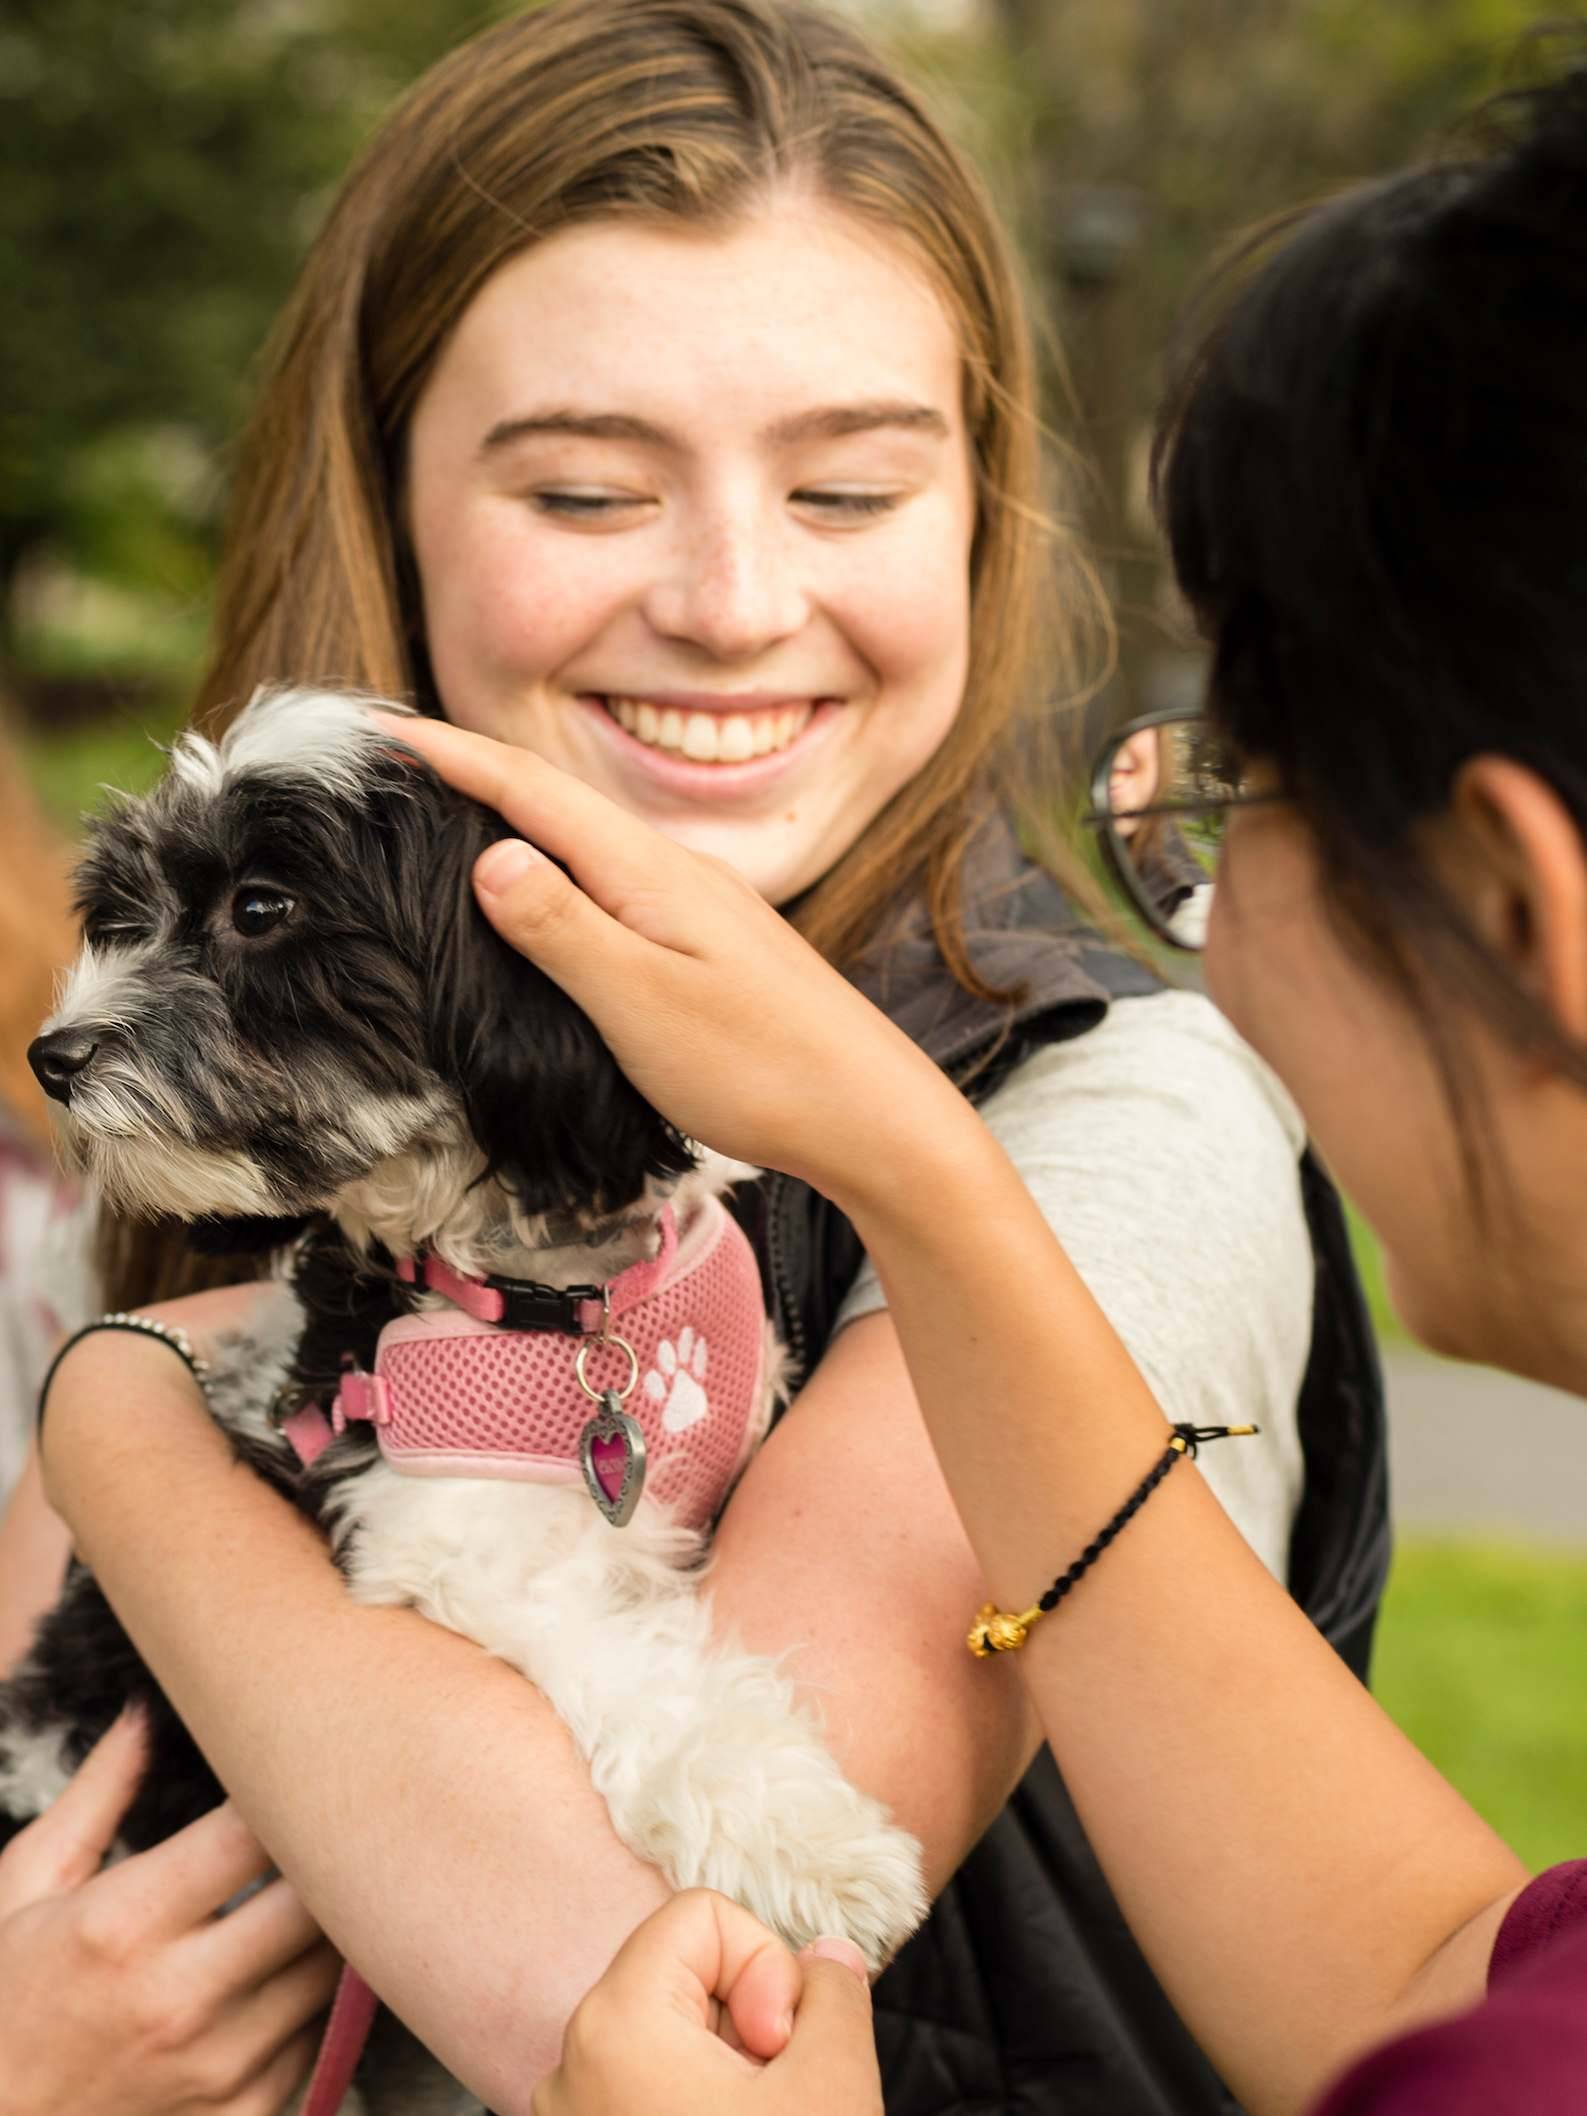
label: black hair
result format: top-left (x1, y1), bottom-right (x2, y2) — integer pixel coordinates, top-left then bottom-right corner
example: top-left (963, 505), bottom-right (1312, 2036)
top-left (1154, 39), bottom-right (1587, 1171)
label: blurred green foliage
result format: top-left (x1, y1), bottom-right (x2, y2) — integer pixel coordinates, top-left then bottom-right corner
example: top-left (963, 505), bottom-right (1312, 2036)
top-left (23, 691), bottom-right (189, 834)
top-left (1, 0), bottom-right (519, 683)
top-left (1376, 1539), bottom-right (1587, 1873)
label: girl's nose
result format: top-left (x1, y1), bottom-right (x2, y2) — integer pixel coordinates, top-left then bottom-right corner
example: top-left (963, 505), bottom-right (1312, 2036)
top-left (643, 515), bottom-right (810, 660)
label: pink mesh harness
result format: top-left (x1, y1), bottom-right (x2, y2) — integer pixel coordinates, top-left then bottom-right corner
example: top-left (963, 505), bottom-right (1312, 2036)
top-left (314, 1197), bottom-right (769, 1533)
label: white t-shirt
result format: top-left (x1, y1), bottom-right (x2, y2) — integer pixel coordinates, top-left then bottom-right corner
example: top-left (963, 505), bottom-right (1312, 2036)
top-left (835, 989), bottom-right (1312, 1580)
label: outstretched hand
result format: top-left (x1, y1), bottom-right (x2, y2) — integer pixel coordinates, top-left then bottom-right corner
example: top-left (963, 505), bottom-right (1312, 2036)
top-left (382, 715), bottom-right (963, 1203)
top-left (0, 1711), bottom-right (338, 2116)
top-left (532, 1890), bottom-right (882, 2116)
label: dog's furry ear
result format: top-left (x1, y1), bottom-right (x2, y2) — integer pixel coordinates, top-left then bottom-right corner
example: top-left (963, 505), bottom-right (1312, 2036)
top-left (419, 795), bottom-right (695, 1217)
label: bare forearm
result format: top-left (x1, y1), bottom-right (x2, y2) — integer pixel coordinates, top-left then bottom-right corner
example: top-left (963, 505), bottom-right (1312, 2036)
top-left (840, 1123), bottom-right (1525, 2116)
top-left (41, 1337), bottom-right (666, 2112)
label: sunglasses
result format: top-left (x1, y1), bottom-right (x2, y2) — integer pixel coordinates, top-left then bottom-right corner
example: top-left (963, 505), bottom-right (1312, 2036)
top-left (1084, 710), bottom-right (1282, 952)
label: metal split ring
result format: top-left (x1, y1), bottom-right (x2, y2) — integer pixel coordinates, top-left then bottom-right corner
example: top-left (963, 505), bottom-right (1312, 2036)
top-left (575, 1331), bottom-right (640, 1404)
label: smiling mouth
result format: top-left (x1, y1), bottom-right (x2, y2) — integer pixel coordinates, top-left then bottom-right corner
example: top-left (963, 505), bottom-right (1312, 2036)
top-left (598, 696), bottom-right (816, 763)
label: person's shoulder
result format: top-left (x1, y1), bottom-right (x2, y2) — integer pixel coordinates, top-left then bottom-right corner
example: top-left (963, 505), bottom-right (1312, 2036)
top-left (986, 987), bottom-right (1306, 1158)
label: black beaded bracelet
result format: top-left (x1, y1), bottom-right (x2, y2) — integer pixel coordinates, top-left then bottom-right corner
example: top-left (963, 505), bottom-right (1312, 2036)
top-left (38, 1314), bottom-right (212, 1435)
top-left (968, 1422), bottom-right (1259, 1657)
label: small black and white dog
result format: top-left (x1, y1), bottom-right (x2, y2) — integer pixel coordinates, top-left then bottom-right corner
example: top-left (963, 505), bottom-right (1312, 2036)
top-left (4, 687), bottom-right (923, 2114)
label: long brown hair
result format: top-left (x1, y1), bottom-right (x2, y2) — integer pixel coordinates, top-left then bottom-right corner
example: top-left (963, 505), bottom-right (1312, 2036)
top-left (107, 0), bottom-right (1106, 1305)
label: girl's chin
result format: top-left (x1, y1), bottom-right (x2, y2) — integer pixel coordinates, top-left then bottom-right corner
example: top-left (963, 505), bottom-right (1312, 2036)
top-left (633, 808), bottom-right (839, 906)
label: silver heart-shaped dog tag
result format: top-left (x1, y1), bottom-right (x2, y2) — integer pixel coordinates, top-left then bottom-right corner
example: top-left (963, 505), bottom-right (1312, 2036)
top-left (579, 1391), bottom-right (647, 1527)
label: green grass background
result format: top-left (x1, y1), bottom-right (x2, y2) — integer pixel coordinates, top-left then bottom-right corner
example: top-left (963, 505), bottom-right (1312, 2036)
top-left (21, 711), bottom-right (1587, 1875)
top-left (1375, 1540), bottom-right (1587, 1873)
top-left (1349, 1198), bottom-right (1584, 1872)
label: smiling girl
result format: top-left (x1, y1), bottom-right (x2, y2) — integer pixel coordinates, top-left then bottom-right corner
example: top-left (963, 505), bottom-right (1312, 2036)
top-left (9, 5), bottom-right (1384, 2112)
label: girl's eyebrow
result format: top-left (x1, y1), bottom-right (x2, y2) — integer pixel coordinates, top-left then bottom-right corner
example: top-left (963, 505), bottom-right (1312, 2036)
top-left (765, 401), bottom-right (950, 444)
top-left (477, 400), bottom-right (951, 457)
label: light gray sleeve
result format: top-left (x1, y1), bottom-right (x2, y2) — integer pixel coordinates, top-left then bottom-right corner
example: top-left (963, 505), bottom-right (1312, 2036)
top-left (834, 989), bottom-right (1313, 1579)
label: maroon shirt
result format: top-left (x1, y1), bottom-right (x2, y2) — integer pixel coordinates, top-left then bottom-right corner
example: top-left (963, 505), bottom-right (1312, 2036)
top-left (1313, 1862), bottom-right (1587, 2113)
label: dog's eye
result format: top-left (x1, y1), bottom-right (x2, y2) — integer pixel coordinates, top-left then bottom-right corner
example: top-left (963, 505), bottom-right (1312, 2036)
top-left (230, 887), bottom-right (296, 938)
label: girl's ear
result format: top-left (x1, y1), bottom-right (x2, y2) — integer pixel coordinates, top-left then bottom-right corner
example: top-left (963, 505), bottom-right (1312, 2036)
top-left (421, 797), bottom-right (695, 1217)
top-left (1444, 756), bottom-right (1587, 1044)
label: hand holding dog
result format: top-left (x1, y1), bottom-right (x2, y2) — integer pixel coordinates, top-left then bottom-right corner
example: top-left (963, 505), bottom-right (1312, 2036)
top-left (384, 716), bottom-right (967, 1207)
top-left (0, 1709), bottom-right (339, 2116)
top-left (533, 1890), bottom-right (882, 2116)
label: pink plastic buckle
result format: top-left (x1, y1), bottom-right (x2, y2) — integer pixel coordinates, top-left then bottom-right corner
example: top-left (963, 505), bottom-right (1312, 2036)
top-left (334, 1368), bottom-right (392, 1433)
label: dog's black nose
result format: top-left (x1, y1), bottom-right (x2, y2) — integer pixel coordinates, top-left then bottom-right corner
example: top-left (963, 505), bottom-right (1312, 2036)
top-left (28, 1030), bottom-right (100, 1105)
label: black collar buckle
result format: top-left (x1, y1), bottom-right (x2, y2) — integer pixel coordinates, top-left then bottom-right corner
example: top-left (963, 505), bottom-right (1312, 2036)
top-left (489, 1275), bottom-right (605, 1336)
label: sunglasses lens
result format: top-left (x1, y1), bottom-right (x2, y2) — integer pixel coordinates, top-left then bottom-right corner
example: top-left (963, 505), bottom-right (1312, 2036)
top-left (1102, 719), bottom-right (1239, 950)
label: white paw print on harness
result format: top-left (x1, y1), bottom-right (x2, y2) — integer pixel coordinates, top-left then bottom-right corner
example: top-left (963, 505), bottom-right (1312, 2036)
top-left (646, 1326), bottom-right (710, 1432)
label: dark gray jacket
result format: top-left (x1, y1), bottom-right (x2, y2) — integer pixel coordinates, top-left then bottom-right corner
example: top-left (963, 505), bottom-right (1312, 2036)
top-left (730, 821), bottom-right (1389, 2116)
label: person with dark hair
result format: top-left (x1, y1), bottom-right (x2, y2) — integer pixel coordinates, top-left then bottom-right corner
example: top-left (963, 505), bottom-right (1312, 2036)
top-left (291, 44), bottom-right (1587, 2116)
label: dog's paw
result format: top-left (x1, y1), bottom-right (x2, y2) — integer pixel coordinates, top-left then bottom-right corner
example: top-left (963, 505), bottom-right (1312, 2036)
top-left (698, 1793), bottom-right (926, 1975)
top-left (634, 1724), bottom-right (927, 1974)
top-left (744, 1794), bottom-right (931, 1972)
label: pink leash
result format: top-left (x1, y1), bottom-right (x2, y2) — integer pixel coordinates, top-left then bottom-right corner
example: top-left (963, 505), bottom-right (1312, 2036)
top-left (298, 1961), bottom-right (379, 2116)
top-left (278, 1402), bottom-right (380, 2113)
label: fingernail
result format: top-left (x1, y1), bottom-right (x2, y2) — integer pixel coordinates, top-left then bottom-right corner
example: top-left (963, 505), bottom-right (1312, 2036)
top-left (476, 839), bottom-right (540, 896)
top-left (775, 2009), bottom-right (794, 2041)
top-left (801, 1935), bottom-right (868, 1982)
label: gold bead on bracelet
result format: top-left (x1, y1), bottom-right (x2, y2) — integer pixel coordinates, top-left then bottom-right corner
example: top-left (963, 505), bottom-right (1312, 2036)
top-left (967, 1603), bottom-right (1045, 1657)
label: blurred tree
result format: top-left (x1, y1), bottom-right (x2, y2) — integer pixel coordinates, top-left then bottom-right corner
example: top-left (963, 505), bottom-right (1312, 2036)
top-left (975, 0), bottom-right (1566, 714)
top-left (0, 0), bottom-right (506, 690)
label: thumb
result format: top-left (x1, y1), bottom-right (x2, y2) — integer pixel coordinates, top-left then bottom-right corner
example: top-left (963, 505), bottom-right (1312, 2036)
top-left (0, 1707), bottom-right (148, 1905)
top-left (770, 1937), bottom-right (881, 2103)
top-left (473, 839), bottom-right (638, 1000)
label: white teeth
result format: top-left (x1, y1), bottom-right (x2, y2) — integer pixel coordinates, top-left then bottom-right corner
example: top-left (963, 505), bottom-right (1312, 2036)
top-left (682, 712), bottom-right (717, 760)
top-left (603, 698), bottom-right (814, 762)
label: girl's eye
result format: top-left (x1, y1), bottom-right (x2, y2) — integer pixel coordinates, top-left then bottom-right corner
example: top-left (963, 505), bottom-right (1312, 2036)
top-left (529, 491), bottom-right (650, 519)
top-left (231, 887), bottom-right (296, 938)
top-left (793, 489), bottom-right (904, 519)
